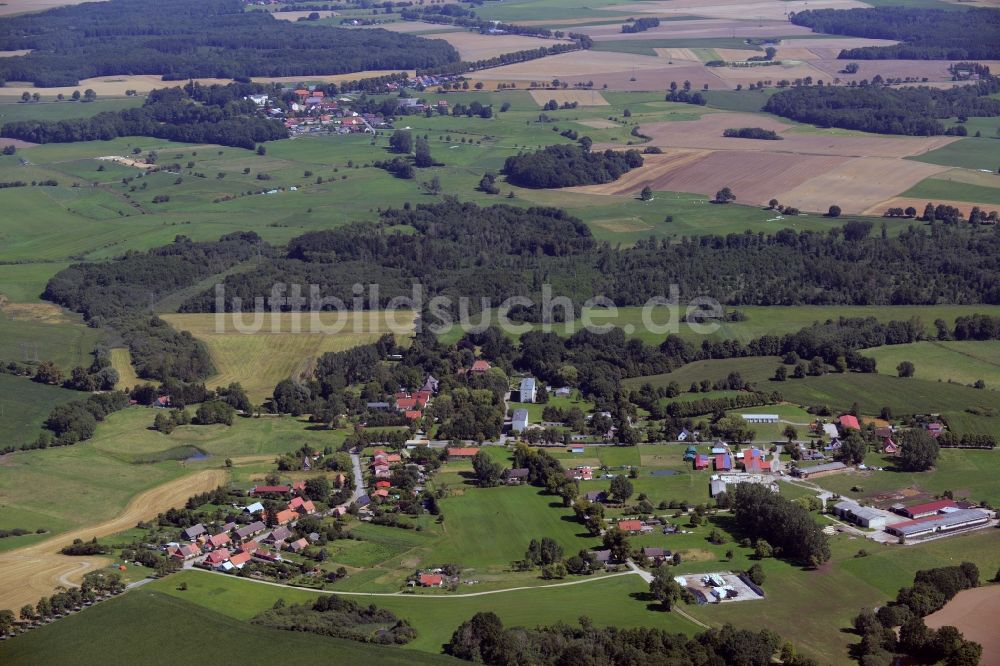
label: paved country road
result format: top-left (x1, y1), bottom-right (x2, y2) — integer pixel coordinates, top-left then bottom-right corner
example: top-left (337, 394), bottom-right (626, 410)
top-left (0, 469), bottom-right (227, 612)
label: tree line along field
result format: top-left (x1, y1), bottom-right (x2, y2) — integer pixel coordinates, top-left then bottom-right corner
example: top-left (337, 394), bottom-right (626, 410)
top-left (158, 312), bottom-right (415, 402)
top-left (0, 590), bottom-right (454, 665)
top-left (438, 304), bottom-right (1000, 346)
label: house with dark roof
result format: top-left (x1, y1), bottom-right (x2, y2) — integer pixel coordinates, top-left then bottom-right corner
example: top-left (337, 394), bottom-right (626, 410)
top-left (181, 524), bottom-right (206, 541)
top-left (235, 521), bottom-right (266, 540)
top-left (250, 485), bottom-right (291, 496)
top-left (584, 490), bottom-right (607, 503)
top-left (265, 526), bottom-right (292, 544)
top-left (504, 468), bottom-right (530, 485)
top-left (642, 547), bottom-right (670, 564)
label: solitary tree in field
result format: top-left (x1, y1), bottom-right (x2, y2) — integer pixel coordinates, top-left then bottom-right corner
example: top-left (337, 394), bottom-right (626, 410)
top-left (640, 186), bottom-right (653, 201)
top-left (783, 424), bottom-right (798, 443)
top-left (827, 205), bottom-right (841, 217)
top-left (610, 475), bottom-right (634, 503)
top-left (897, 361), bottom-right (915, 378)
top-left (714, 187), bottom-right (735, 204)
top-left (649, 566), bottom-right (683, 610)
top-left (768, 198), bottom-right (779, 209)
top-left (83, 88), bottom-right (97, 102)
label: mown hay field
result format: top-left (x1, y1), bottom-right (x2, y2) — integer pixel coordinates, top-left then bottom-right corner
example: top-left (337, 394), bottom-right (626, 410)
top-left (162, 311), bottom-right (415, 401)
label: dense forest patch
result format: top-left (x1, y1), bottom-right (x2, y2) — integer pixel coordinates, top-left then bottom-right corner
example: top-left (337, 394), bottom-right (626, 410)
top-left (0, 0), bottom-right (458, 87)
top-left (763, 81), bottom-right (1000, 135)
top-left (44, 232), bottom-right (265, 382)
top-left (502, 144), bottom-right (644, 188)
top-left (0, 83), bottom-right (286, 149)
top-left (252, 595), bottom-right (417, 645)
top-left (723, 127), bottom-right (783, 140)
top-left (790, 7), bottom-right (1000, 60)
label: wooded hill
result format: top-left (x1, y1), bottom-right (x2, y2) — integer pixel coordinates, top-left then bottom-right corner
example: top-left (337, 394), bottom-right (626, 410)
top-left (790, 7), bottom-right (1000, 60)
top-left (0, 0), bottom-right (459, 86)
top-left (1, 83), bottom-right (287, 149)
top-left (179, 203), bottom-right (1000, 315)
top-left (763, 80), bottom-right (1000, 135)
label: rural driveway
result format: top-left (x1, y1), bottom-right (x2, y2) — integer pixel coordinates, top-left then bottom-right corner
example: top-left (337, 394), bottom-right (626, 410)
top-left (0, 469), bottom-right (227, 611)
top-left (349, 453), bottom-right (364, 503)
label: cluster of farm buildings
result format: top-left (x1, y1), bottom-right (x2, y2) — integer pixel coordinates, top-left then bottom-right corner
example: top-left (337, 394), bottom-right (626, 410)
top-left (164, 483), bottom-right (332, 572)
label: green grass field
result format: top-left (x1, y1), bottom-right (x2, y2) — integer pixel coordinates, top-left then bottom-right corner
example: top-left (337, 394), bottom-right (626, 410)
top-left (0, 407), bottom-right (343, 543)
top-left (0, 308), bottom-right (104, 369)
top-left (441, 304), bottom-right (1000, 347)
top-left (624, 356), bottom-right (1000, 435)
top-left (433, 484), bottom-right (597, 569)
top-left (0, 590), bottom-right (454, 665)
top-left (150, 569), bottom-right (694, 653)
top-left (0, 97), bottom-right (143, 124)
top-left (0, 262), bottom-right (68, 303)
top-left (910, 136), bottom-right (1000, 171)
top-left (863, 340), bottom-right (1000, 388)
top-left (902, 176), bottom-right (1000, 207)
top-left (804, 447), bottom-right (1000, 506)
top-left (0, 375), bottom-right (80, 451)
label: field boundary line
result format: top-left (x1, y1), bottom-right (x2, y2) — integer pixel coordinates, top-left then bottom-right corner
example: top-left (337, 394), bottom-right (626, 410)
top-left (189, 566), bottom-right (638, 598)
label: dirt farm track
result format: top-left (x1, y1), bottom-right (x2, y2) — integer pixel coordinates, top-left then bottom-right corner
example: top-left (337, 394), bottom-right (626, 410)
top-left (925, 585), bottom-right (1000, 666)
top-left (0, 469), bottom-right (227, 612)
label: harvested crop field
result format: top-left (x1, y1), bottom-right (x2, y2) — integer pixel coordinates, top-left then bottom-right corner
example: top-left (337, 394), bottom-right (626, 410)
top-left (714, 48), bottom-right (761, 62)
top-left (110, 347), bottom-right (143, 390)
top-left (614, 0), bottom-right (868, 21)
top-left (270, 10), bottom-right (338, 21)
top-left (370, 20), bottom-right (458, 33)
top-left (2, 70), bottom-right (414, 97)
top-left (433, 32), bottom-right (572, 61)
top-left (710, 61), bottom-right (830, 86)
top-left (776, 157), bottom-right (950, 214)
top-left (654, 48), bottom-right (701, 62)
top-left (569, 149), bottom-right (847, 206)
top-left (0, 470), bottom-right (227, 612)
top-left (482, 50), bottom-right (681, 78)
top-left (583, 18), bottom-right (815, 41)
top-left (925, 585), bottom-right (1000, 666)
top-left (809, 58), bottom-right (955, 84)
top-left (0, 0), bottom-right (104, 16)
top-left (628, 113), bottom-right (959, 158)
top-left (577, 119), bottom-right (621, 129)
top-left (529, 89), bottom-right (609, 106)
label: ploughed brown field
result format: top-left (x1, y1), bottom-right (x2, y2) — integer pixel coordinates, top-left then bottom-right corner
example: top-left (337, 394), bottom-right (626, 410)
top-left (925, 585), bottom-right (1000, 666)
top-left (575, 111), bottom-right (957, 213)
